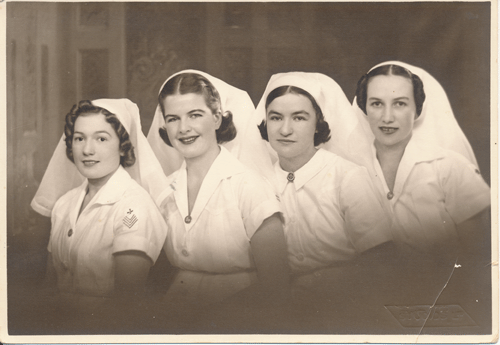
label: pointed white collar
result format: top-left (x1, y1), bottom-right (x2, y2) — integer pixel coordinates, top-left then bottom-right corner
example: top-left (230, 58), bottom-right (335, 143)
top-left (274, 148), bottom-right (333, 194)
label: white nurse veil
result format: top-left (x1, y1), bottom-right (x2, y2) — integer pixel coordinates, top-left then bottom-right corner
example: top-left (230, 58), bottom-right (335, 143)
top-left (239, 72), bottom-right (362, 185)
top-left (147, 69), bottom-right (261, 177)
top-left (351, 61), bottom-right (479, 170)
top-left (31, 98), bottom-right (168, 217)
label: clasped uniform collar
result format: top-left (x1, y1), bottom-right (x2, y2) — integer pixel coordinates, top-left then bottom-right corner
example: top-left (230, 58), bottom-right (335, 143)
top-left (372, 138), bottom-right (447, 201)
top-left (274, 148), bottom-right (328, 194)
top-left (69, 166), bottom-right (131, 228)
top-left (173, 146), bottom-right (246, 227)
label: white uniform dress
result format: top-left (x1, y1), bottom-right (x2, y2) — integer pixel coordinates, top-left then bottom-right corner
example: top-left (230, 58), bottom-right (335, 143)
top-left (274, 148), bottom-right (392, 273)
top-left (49, 166), bottom-right (168, 300)
top-left (159, 147), bottom-right (281, 307)
top-left (370, 139), bottom-right (491, 254)
top-left (350, 61), bottom-right (491, 257)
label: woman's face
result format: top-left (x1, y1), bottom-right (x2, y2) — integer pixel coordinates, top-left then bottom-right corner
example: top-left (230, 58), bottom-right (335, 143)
top-left (72, 112), bottom-right (122, 185)
top-left (366, 74), bottom-right (417, 150)
top-left (162, 93), bottom-right (221, 160)
top-left (266, 93), bottom-right (317, 168)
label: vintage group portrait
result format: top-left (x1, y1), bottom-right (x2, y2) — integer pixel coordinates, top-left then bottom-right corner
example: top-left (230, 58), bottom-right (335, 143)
top-left (1, 0), bottom-right (497, 343)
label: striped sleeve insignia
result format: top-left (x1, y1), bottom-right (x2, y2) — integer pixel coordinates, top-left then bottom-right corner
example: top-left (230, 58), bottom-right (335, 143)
top-left (123, 208), bottom-right (138, 228)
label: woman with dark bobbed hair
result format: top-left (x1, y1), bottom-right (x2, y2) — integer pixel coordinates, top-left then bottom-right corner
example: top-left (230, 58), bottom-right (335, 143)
top-left (240, 72), bottom-right (393, 283)
top-left (31, 99), bottom-right (168, 314)
top-left (147, 70), bottom-right (288, 314)
top-left (352, 61), bottom-right (490, 258)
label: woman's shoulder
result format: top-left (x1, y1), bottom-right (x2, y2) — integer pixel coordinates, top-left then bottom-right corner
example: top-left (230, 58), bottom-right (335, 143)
top-left (227, 160), bottom-right (275, 197)
top-left (319, 149), bottom-right (368, 175)
top-left (229, 162), bottom-right (270, 189)
top-left (434, 148), bottom-right (484, 179)
top-left (412, 143), bottom-right (478, 170)
top-left (121, 177), bottom-right (160, 203)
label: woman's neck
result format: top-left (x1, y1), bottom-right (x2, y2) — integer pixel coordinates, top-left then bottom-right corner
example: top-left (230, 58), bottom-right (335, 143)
top-left (80, 167), bottom-right (119, 216)
top-left (279, 147), bottom-right (318, 173)
top-left (374, 135), bottom-right (411, 191)
top-left (184, 144), bottom-right (221, 214)
top-left (185, 144), bottom-right (221, 180)
top-left (86, 167), bottom-right (119, 199)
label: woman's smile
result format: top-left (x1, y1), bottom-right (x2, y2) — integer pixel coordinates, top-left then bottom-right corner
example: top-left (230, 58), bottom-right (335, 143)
top-left (178, 135), bottom-right (199, 145)
top-left (379, 126), bottom-right (399, 134)
top-left (82, 159), bottom-right (99, 167)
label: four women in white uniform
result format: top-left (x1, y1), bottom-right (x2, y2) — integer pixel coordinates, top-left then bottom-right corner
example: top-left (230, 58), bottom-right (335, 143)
top-left (30, 64), bottom-right (491, 329)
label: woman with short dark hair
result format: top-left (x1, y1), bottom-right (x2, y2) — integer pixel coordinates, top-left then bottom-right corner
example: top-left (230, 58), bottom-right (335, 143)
top-left (31, 99), bottom-right (168, 310)
top-left (352, 61), bottom-right (490, 257)
top-left (241, 72), bottom-right (393, 278)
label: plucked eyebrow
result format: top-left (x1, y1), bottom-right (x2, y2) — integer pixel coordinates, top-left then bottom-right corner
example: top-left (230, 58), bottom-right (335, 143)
top-left (74, 130), bottom-right (112, 136)
top-left (164, 108), bottom-right (208, 118)
top-left (368, 96), bottom-right (410, 101)
top-left (267, 110), bottom-right (282, 116)
top-left (188, 109), bottom-right (207, 114)
top-left (291, 110), bottom-right (311, 117)
top-left (267, 110), bottom-right (311, 117)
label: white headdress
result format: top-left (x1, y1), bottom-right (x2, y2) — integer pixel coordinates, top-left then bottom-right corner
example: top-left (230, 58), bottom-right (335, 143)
top-left (31, 98), bottom-right (168, 216)
top-left (146, 69), bottom-right (258, 177)
top-left (239, 71), bottom-right (362, 184)
top-left (351, 61), bottom-right (479, 170)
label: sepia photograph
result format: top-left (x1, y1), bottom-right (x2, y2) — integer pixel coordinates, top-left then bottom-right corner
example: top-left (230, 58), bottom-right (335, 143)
top-left (1, 0), bottom-right (497, 343)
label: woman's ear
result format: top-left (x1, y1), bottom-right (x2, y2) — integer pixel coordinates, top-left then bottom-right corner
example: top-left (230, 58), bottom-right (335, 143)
top-left (213, 111), bottom-right (224, 130)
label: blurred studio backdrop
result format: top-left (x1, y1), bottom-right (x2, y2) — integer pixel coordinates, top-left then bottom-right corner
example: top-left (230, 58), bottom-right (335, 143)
top-left (6, 0), bottom-right (492, 333)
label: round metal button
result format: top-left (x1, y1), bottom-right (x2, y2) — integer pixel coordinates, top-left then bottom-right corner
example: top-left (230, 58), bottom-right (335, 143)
top-left (184, 215), bottom-right (192, 224)
top-left (181, 249), bottom-right (189, 257)
top-left (67, 229), bottom-right (73, 237)
top-left (287, 172), bottom-right (295, 182)
top-left (387, 192), bottom-right (394, 200)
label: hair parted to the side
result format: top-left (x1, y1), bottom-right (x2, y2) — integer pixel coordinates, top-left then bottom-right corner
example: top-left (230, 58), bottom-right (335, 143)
top-left (158, 73), bottom-right (237, 147)
top-left (355, 64), bottom-right (426, 116)
top-left (64, 100), bottom-right (136, 167)
top-left (258, 85), bottom-right (331, 147)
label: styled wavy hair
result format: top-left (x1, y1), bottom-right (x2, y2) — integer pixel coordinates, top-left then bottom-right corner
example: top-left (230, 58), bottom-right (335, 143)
top-left (258, 85), bottom-right (331, 147)
top-left (158, 73), bottom-right (237, 147)
top-left (64, 100), bottom-right (135, 167)
top-left (355, 64), bottom-right (426, 116)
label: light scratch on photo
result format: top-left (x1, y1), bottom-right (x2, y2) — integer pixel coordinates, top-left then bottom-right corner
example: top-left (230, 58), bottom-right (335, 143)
top-left (415, 256), bottom-right (459, 343)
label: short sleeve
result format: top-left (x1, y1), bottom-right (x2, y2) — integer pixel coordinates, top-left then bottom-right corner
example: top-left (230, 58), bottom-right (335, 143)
top-left (233, 171), bottom-right (281, 239)
top-left (112, 188), bottom-right (169, 263)
top-left (438, 153), bottom-right (491, 224)
top-left (340, 166), bottom-right (393, 253)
